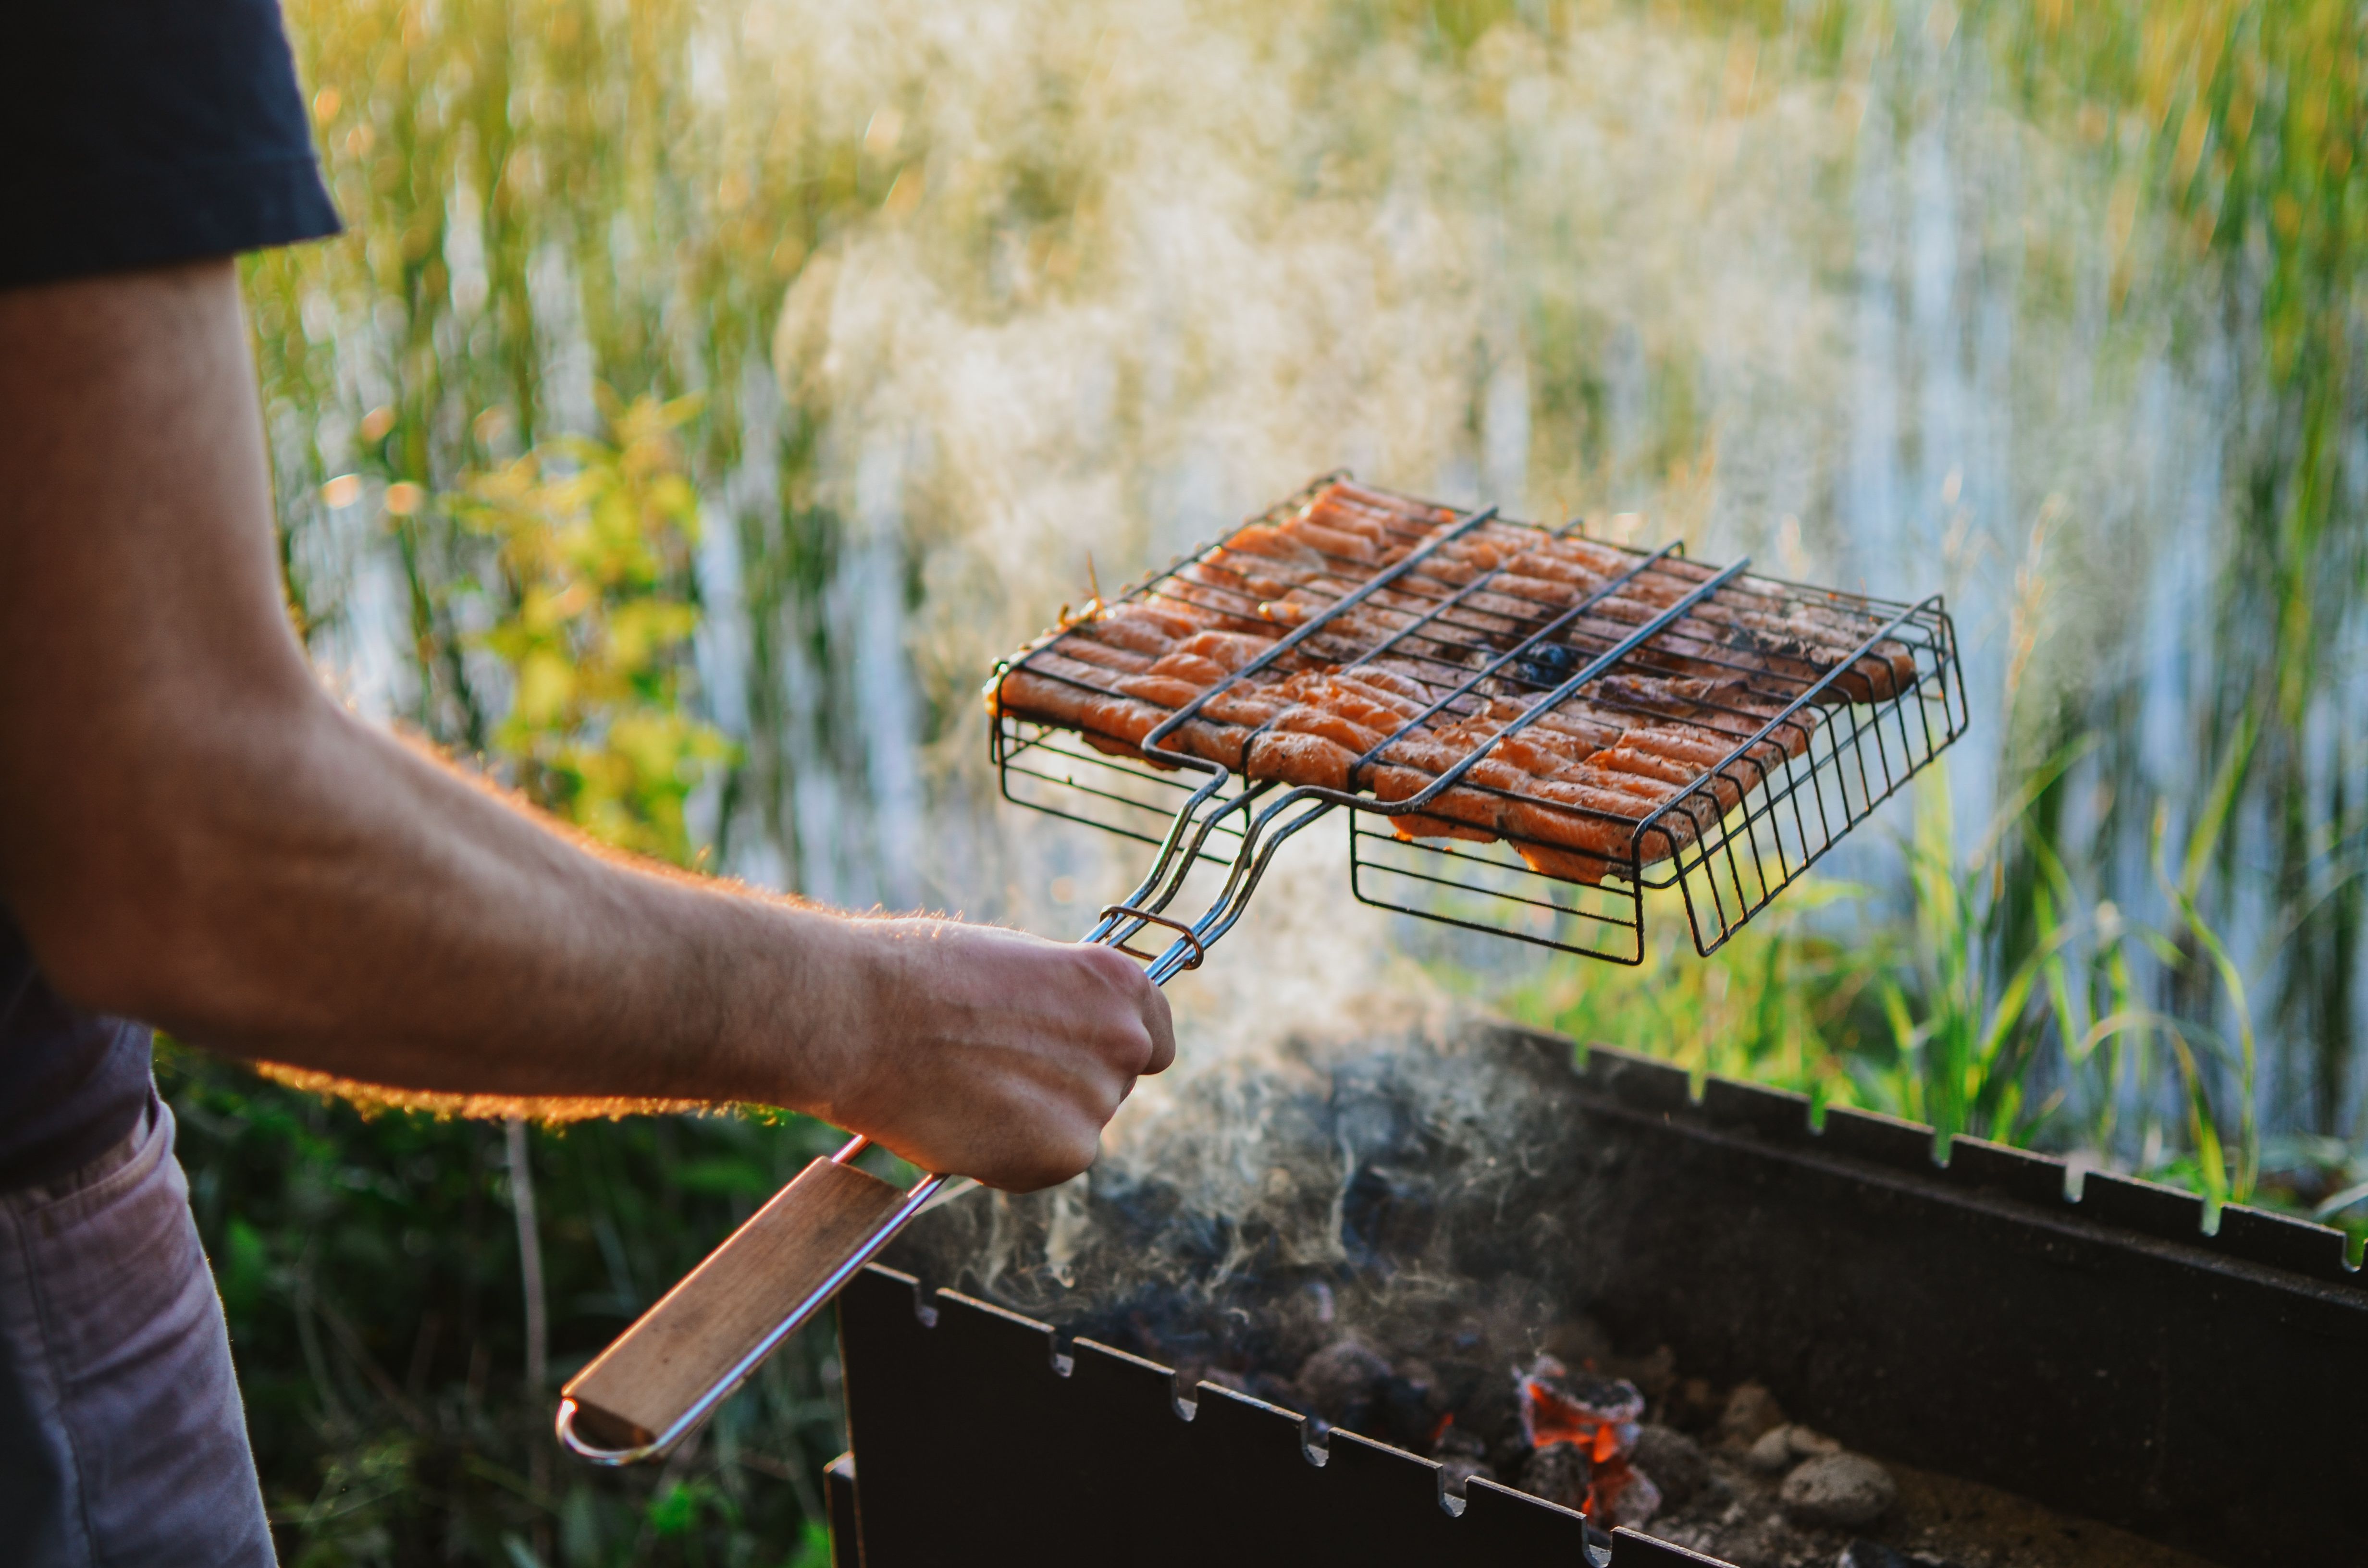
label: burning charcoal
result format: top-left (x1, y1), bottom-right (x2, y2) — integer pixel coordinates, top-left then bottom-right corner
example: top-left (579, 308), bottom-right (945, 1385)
top-left (1518, 1355), bottom-right (1645, 1451)
top-left (1837, 1542), bottom-right (1959, 1568)
top-left (1294, 1338), bottom-right (1392, 1430)
top-left (1630, 1424), bottom-right (1708, 1507)
top-left (1517, 1355), bottom-right (1657, 1525)
top-left (1593, 1458), bottom-right (1664, 1529)
top-left (1748, 1422), bottom-right (1842, 1474)
top-left (1781, 1453), bottom-right (1899, 1530)
top-left (1717, 1379), bottom-right (1786, 1446)
top-left (1520, 1440), bottom-right (1594, 1512)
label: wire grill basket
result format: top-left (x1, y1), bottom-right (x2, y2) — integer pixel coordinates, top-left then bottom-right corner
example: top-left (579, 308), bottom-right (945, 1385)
top-left (990, 474), bottom-right (1968, 966)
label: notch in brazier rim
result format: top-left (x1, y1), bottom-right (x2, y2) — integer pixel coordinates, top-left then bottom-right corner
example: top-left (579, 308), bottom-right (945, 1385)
top-left (556, 1142), bottom-right (940, 1463)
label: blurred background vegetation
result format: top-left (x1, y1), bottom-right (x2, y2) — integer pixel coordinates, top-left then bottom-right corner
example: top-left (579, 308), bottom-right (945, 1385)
top-left (178, 0), bottom-right (2366, 1560)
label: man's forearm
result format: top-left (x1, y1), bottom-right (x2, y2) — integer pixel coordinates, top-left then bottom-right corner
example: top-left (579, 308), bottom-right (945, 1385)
top-left (0, 260), bottom-right (837, 1112)
top-left (1, 257), bottom-right (1170, 1191)
top-left (108, 689), bottom-right (857, 1112)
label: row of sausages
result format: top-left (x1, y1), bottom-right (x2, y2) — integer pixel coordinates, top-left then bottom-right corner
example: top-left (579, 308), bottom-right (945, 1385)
top-left (988, 481), bottom-right (1916, 885)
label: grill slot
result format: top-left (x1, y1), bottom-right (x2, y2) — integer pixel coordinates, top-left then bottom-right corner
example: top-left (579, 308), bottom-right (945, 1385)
top-left (990, 474), bottom-right (1968, 963)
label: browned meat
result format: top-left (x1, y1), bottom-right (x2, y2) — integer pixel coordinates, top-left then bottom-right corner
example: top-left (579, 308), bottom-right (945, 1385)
top-left (1204, 686), bottom-right (1289, 727)
top-left (1245, 730), bottom-right (1357, 791)
top-left (987, 477), bottom-right (1926, 888)
top-left (1088, 606), bottom-right (1189, 655)
top-left (1368, 763), bottom-right (1502, 839)
top-left (1059, 638), bottom-right (1155, 674)
top-left (1115, 673), bottom-right (1209, 709)
top-left (1172, 629), bottom-right (1274, 670)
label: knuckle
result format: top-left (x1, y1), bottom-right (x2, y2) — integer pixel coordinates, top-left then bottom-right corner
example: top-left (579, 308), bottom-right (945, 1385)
top-left (1101, 1020), bottom-right (1150, 1066)
top-left (1080, 943), bottom-right (1141, 989)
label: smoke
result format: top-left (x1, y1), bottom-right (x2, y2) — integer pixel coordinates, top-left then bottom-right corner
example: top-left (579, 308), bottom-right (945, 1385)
top-left (886, 1016), bottom-right (1619, 1394)
top-left (739, 0), bottom-right (2197, 986)
top-left (765, 0), bottom-right (1862, 643)
top-left (746, 0), bottom-right (1890, 1058)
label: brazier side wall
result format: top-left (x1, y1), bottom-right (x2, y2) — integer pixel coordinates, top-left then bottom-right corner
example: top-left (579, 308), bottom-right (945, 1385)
top-left (834, 1263), bottom-right (1713, 1567)
top-left (1557, 1036), bottom-right (2364, 1568)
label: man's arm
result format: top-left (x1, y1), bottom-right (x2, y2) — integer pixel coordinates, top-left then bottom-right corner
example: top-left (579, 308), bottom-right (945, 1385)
top-left (0, 258), bottom-right (1172, 1193)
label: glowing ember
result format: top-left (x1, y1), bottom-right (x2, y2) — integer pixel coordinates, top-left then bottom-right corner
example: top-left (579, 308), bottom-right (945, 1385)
top-left (1517, 1355), bottom-right (1662, 1528)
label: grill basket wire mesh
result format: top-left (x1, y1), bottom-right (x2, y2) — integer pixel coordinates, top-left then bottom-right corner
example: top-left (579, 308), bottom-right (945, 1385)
top-left (990, 474), bottom-right (1969, 965)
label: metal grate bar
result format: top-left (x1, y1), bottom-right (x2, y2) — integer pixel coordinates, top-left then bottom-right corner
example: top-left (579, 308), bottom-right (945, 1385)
top-left (1385, 560), bottom-right (1752, 813)
top-left (1329, 517), bottom-right (1616, 674)
top-left (1138, 507), bottom-right (1499, 762)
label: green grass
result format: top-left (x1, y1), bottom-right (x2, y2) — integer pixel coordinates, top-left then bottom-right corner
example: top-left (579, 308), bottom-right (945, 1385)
top-left (1490, 763), bottom-right (2264, 1180)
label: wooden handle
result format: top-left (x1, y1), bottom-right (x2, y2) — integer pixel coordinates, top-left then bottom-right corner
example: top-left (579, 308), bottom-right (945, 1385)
top-left (557, 893), bottom-right (1188, 1466)
top-left (559, 1153), bottom-right (923, 1460)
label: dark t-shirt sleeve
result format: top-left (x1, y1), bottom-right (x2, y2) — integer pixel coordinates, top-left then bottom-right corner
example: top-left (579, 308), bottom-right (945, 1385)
top-left (1, 0), bottom-right (341, 290)
top-left (0, 0), bottom-right (338, 1189)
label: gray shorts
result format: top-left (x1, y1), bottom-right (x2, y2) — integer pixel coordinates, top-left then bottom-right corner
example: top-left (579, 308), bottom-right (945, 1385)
top-left (0, 1094), bottom-right (273, 1567)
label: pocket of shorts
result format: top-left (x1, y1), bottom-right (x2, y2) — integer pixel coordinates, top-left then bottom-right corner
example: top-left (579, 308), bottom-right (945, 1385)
top-left (15, 1096), bottom-right (167, 1235)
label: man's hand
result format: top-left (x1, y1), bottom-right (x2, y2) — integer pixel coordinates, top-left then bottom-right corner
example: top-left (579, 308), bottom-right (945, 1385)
top-left (808, 921), bottom-right (1173, 1190)
top-left (0, 257), bottom-right (1171, 1191)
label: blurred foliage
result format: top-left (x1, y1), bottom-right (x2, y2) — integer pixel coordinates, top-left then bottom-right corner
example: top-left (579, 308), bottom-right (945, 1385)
top-left (1607, 0), bottom-right (2368, 1217)
top-left (195, 0), bottom-right (2368, 1561)
top-left (1499, 880), bottom-right (1889, 1112)
top-left (451, 393), bottom-right (734, 864)
top-left (245, 0), bottom-right (876, 889)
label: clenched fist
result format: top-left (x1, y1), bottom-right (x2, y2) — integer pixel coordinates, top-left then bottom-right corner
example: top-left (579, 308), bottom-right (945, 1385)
top-left (800, 918), bottom-right (1174, 1191)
